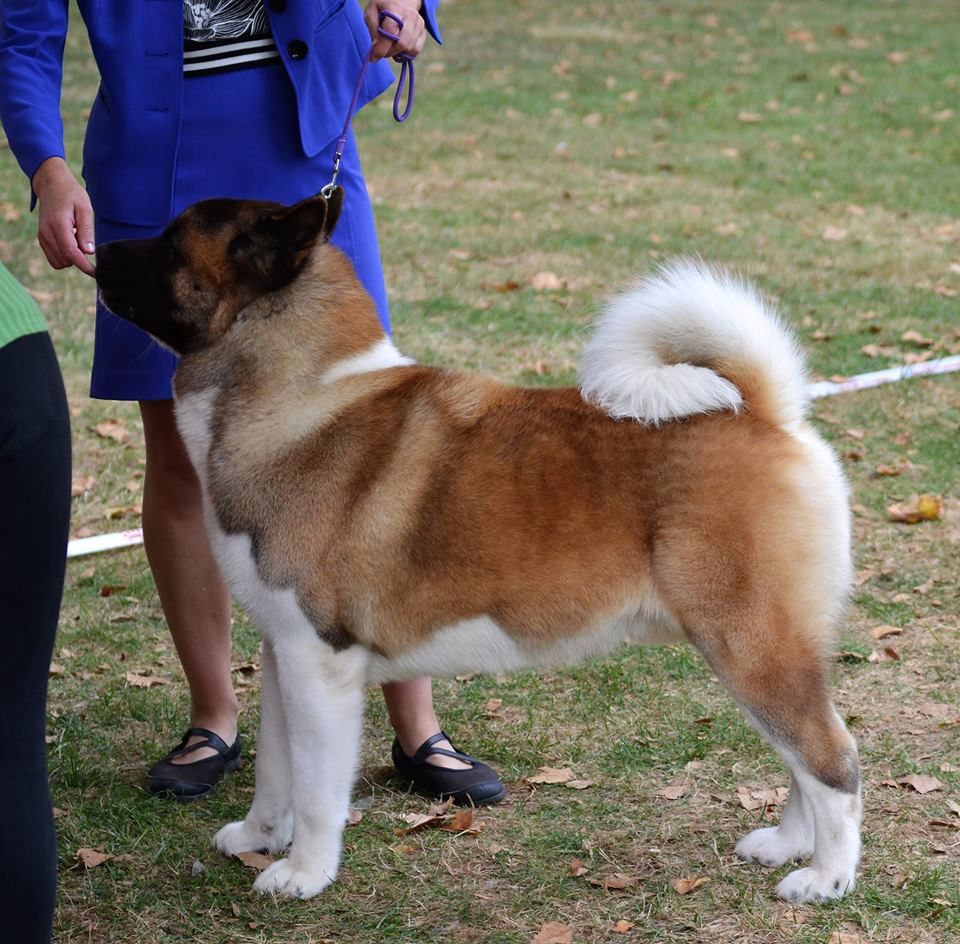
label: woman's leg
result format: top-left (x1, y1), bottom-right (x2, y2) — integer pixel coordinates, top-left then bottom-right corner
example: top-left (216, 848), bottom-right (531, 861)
top-left (139, 399), bottom-right (239, 771)
top-left (0, 331), bottom-right (71, 943)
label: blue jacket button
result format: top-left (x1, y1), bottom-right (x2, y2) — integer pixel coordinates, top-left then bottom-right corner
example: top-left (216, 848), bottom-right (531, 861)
top-left (288, 39), bottom-right (308, 60)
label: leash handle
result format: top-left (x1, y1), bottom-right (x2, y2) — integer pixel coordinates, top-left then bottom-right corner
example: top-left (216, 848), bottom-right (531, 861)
top-left (324, 11), bottom-right (416, 195)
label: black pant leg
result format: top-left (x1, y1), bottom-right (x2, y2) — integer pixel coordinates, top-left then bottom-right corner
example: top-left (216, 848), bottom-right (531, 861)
top-left (0, 332), bottom-right (72, 944)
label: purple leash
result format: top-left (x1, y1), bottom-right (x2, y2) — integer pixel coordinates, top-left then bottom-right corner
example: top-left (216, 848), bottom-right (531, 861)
top-left (322, 11), bottom-right (415, 198)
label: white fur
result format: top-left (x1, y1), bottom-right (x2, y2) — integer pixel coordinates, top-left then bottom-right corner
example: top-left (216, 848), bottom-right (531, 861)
top-left (179, 389), bottom-right (368, 897)
top-left (367, 597), bottom-right (684, 686)
top-left (321, 338), bottom-right (414, 385)
top-left (580, 261), bottom-right (808, 428)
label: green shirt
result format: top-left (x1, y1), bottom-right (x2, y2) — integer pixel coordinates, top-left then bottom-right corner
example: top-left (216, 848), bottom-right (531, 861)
top-left (0, 262), bottom-right (48, 351)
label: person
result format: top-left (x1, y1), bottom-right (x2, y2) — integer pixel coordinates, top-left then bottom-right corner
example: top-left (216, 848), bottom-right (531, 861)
top-left (0, 262), bottom-right (72, 944)
top-left (0, 0), bottom-right (505, 806)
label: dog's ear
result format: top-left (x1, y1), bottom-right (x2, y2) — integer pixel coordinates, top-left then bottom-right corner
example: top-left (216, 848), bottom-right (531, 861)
top-left (230, 193), bottom-right (342, 291)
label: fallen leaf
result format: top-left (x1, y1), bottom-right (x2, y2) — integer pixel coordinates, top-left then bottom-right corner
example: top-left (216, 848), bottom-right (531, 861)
top-left (565, 780), bottom-right (594, 791)
top-left (531, 271), bottom-right (563, 291)
top-left (887, 495), bottom-right (943, 524)
top-left (49, 662), bottom-right (65, 676)
top-left (612, 920), bottom-right (634, 933)
top-left (586, 872), bottom-right (639, 891)
top-left (346, 809), bottom-right (363, 827)
top-left (94, 420), bottom-right (131, 444)
top-left (655, 784), bottom-right (688, 800)
top-left (76, 848), bottom-right (113, 869)
top-left (861, 343), bottom-right (898, 358)
top-left (71, 475), bottom-right (97, 497)
top-left (484, 698), bottom-right (503, 716)
top-left (439, 809), bottom-right (481, 835)
top-left (870, 625), bottom-right (903, 640)
top-left (897, 774), bottom-right (943, 795)
top-left (234, 851), bottom-right (274, 872)
top-left (124, 672), bottom-right (169, 688)
top-left (672, 876), bottom-right (710, 895)
top-left (874, 463), bottom-right (904, 477)
top-left (827, 933), bottom-right (870, 944)
top-left (99, 584), bottom-right (127, 598)
top-left (737, 112), bottom-right (763, 123)
top-left (531, 922), bottom-right (574, 944)
top-left (822, 225), bottom-right (848, 241)
top-left (736, 785), bottom-right (788, 810)
top-left (868, 646), bottom-right (900, 663)
top-left (569, 858), bottom-right (588, 877)
top-left (901, 329), bottom-right (934, 347)
top-left (526, 767), bottom-right (575, 785)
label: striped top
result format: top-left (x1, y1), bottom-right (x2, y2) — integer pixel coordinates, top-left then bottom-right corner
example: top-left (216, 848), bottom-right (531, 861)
top-left (184, 0), bottom-right (279, 77)
top-left (0, 263), bottom-right (47, 351)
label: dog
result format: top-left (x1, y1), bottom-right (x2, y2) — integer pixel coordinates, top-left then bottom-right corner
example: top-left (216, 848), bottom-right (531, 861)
top-left (96, 189), bottom-right (862, 903)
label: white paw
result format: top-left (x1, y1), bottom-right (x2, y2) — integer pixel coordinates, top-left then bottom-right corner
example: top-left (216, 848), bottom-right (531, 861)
top-left (735, 826), bottom-right (813, 868)
top-left (252, 858), bottom-right (336, 899)
top-left (213, 819), bottom-right (292, 857)
top-left (776, 866), bottom-right (855, 903)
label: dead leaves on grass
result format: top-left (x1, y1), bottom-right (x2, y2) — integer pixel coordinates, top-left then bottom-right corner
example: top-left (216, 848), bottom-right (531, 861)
top-left (93, 420), bottom-right (131, 445)
top-left (234, 851), bottom-right (274, 872)
top-left (671, 876), bottom-right (710, 895)
top-left (530, 923), bottom-right (574, 944)
top-left (895, 774), bottom-right (944, 795)
top-left (887, 494), bottom-right (943, 524)
top-left (525, 767), bottom-right (594, 790)
top-left (395, 799), bottom-right (481, 837)
top-left (736, 785), bottom-right (789, 812)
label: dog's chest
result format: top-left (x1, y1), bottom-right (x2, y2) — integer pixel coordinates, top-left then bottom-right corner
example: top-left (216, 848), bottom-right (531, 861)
top-left (175, 388), bottom-right (292, 626)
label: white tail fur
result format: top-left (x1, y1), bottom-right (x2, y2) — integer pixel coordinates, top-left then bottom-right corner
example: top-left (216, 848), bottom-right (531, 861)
top-left (580, 261), bottom-right (808, 429)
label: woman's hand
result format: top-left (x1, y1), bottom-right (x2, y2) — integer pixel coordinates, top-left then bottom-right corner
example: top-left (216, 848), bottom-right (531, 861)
top-left (32, 157), bottom-right (96, 277)
top-left (363, 0), bottom-right (426, 62)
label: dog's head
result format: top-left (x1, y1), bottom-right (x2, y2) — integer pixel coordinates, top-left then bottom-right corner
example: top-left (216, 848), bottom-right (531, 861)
top-left (96, 189), bottom-right (344, 355)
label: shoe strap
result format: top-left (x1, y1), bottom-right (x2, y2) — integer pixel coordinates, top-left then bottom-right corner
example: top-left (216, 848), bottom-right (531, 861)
top-left (170, 727), bottom-right (232, 759)
top-left (411, 730), bottom-right (479, 767)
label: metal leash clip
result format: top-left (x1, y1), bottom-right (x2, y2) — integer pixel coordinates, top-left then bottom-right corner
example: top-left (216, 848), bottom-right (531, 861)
top-left (322, 10), bottom-right (417, 198)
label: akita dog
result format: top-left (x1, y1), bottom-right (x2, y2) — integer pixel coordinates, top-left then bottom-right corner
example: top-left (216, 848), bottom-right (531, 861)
top-left (96, 190), bottom-right (861, 902)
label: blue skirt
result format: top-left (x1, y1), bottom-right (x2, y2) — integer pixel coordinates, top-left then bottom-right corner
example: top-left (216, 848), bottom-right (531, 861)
top-left (91, 62), bottom-right (389, 401)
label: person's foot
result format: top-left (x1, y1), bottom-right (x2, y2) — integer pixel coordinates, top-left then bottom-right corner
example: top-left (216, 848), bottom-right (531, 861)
top-left (392, 732), bottom-right (506, 806)
top-left (147, 727), bottom-right (243, 801)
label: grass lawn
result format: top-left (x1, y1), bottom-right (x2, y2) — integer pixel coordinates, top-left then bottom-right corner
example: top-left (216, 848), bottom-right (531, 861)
top-left (2, 0), bottom-right (958, 941)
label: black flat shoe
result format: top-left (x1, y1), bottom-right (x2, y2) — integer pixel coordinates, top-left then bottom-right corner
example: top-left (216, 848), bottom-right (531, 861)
top-left (147, 727), bottom-right (242, 801)
top-left (392, 731), bottom-right (506, 806)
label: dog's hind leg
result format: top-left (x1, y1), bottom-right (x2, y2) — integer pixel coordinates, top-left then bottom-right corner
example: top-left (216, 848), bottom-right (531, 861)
top-left (697, 630), bottom-right (862, 902)
top-left (214, 638), bottom-right (294, 857)
top-left (251, 633), bottom-right (367, 900)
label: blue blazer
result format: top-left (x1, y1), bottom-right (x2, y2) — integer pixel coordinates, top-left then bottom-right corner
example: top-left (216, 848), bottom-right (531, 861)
top-left (0, 0), bottom-right (440, 226)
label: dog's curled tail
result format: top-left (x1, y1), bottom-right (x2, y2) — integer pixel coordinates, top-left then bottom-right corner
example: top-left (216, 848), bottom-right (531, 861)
top-left (579, 260), bottom-right (808, 429)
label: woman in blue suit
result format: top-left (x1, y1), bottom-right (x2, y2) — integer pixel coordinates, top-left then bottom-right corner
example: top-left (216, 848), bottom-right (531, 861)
top-left (0, 0), bottom-right (504, 818)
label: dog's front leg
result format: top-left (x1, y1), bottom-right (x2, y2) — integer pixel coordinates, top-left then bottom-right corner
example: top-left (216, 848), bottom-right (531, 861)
top-left (251, 634), bottom-right (367, 900)
top-left (214, 638), bottom-right (294, 856)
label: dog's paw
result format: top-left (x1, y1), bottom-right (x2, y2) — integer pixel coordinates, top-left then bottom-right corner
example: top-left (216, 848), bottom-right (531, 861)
top-left (252, 858), bottom-right (336, 899)
top-left (213, 819), bottom-right (292, 857)
top-left (776, 866), bottom-right (854, 903)
top-left (735, 826), bottom-right (813, 869)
